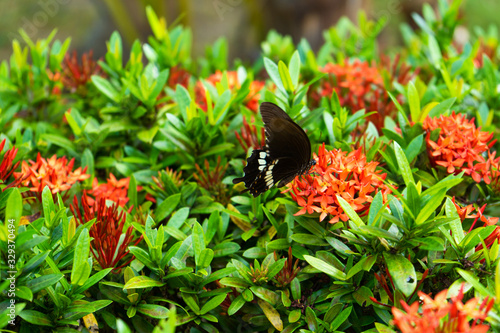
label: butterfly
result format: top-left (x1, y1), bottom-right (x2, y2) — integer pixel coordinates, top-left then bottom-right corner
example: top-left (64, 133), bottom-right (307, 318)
top-left (233, 102), bottom-right (316, 196)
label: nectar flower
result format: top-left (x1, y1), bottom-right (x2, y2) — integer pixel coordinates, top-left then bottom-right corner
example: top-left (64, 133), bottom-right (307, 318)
top-left (193, 156), bottom-right (228, 205)
top-left (392, 287), bottom-right (493, 333)
top-left (0, 139), bottom-right (21, 190)
top-left (61, 50), bottom-right (103, 93)
top-left (70, 193), bottom-right (142, 271)
top-left (86, 173), bottom-right (130, 207)
top-left (195, 71), bottom-right (264, 112)
top-left (310, 59), bottom-right (383, 112)
top-left (423, 112), bottom-right (497, 183)
top-left (14, 153), bottom-right (90, 202)
top-left (235, 116), bottom-right (266, 152)
top-left (289, 144), bottom-right (393, 223)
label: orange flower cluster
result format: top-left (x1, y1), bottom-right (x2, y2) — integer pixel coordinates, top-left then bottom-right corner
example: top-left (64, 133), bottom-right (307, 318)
top-left (14, 153), bottom-right (90, 202)
top-left (289, 144), bottom-right (393, 223)
top-left (392, 288), bottom-right (493, 333)
top-left (310, 59), bottom-right (383, 112)
top-left (86, 173), bottom-right (130, 207)
top-left (195, 71), bottom-right (265, 112)
top-left (423, 112), bottom-right (497, 183)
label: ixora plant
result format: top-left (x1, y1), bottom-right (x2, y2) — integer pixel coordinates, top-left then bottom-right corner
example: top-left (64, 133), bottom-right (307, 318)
top-left (2, 1), bottom-right (500, 332)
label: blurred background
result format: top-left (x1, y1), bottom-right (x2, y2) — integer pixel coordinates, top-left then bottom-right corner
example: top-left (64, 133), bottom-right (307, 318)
top-left (0, 0), bottom-right (499, 63)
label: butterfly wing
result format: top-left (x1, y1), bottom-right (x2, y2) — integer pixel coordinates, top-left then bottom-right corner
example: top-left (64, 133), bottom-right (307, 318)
top-left (260, 102), bottom-right (312, 171)
top-left (233, 102), bottom-right (313, 196)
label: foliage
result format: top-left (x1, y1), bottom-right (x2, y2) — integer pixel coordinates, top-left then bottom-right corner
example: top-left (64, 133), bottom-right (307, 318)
top-left (1, 1), bottom-right (500, 332)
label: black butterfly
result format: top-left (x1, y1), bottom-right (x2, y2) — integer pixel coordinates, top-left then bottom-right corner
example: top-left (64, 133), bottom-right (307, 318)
top-left (233, 102), bottom-right (316, 196)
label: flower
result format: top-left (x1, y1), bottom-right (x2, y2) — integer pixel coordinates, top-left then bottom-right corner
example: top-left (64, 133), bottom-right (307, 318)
top-left (195, 71), bottom-right (265, 112)
top-left (167, 65), bottom-right (190, 88)
top-left (13, 153), bottom-right (90, 202)
top-left (309, 59), bottom-right (383, 112)
top-left (392, 287), bottom-right (493, 333)
top-left (85, 173), bottom-right (130, 207)
top-left (70, 193), bottom-right (142, 271)
top-left (423, 112), bottom-right (497, 183)
top-left (193, 156), bottom-right (228, 204)
top-left (234, 116), bottom-right (266, 152)
top-left (61, 50), bottom-right (103, 93)
top-left (0, 139), bottom-right (21, 190)
top-left (289, 144), bottom-right (393, 223)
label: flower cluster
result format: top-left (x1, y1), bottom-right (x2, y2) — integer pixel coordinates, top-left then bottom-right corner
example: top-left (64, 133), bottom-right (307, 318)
top-left (310, 59), bottom-right (383, 112)
top-left (167, 65), bottom-right (190, 88)
top-left (235, 116), bottom-right (266, 151)
top-left (60, 50), bottom-right (103, 93)
top-left (195, 70), bottom-right (265, 112)
top-left (392, 287), bottom-right (493, 333)
top-left (14, 153), bottom-right (90, 202)
top-left (0, 139), bottom-right (21, 189)
top-left (70, 193), bottom-right (142, 271)
top-left (86, 173), bottom-right (130, 207)
top-left (423, 112), bottom-right (497, 183)
top-left (289, 144), bottom-right (393, 223)
top-left (193, 156), bottom-right (228, 204)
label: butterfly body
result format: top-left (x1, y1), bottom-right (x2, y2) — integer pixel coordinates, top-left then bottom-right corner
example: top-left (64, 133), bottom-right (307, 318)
top-left (233, 102), bottom-right (315, 196)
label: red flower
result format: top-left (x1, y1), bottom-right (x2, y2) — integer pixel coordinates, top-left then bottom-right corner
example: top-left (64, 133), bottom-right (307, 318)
top-left (195, 71), bottom-right (264, 112)
top-left (193, 156), bottom-right (228, 204)
top-left (0, 139), bottom-right (21, 190)
top-left (392, 287), bottom-right (493, 333)
top-left (234, 116), bottom-right (266, 152)
top-left (309, 59), bottom-right (383, 112)
top-left (61, 50), bottom-right (103, 93)
top-left (70, 193), bottom-right (142, 271)
top-left (85, 173), bottom-right (130, 207)
top-left (289, 144), bottom-right (393, 223)
top-left (423, 112), bottom-right (497, 183)
top-left (167, 65), bottom-right (190, 88)
top-left (13, 153), bottom-right (90, 202)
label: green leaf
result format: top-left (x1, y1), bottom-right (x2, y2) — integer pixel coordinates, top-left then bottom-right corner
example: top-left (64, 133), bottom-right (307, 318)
top-left (19, 310), bottom-right (53, 326)
top-left (408, 82), bottom-right (421, 123)
top-left (137, 304), bottom-right (169, 319)
top-left (92, 76), bottom-right (119, 102)
top-left (200, 294), bottom-right (227, 314)
top-left (123, 276), bottom-right (165, 289)
top-left (263, 57), bottom-right (286, 95)
top-left (336, 196), bottom-right (364, 227)
top-left (288, 51), bottom-right (301, 88)
top-left (228, 295), bottom-right (246, 316)
top-left (73, 268), bottom-right (113, 295)
top-left (291, 233), bottom-right (328, 246)
top-left (456, 269), bottom-right (494, 297)
top-left (415, 188), bottom-right (446, 225)
top-left (155, 193), bottom-right (181, 223)
top-left (383, 253), bottom-right (416, 297)
top-left (128, 246), bottom-right (156, 270)
top-left (192, 222), bottom-right (206, 267)
top-left (278, 60), bottom-right (294, 93)
top-left (250, 286), bottom-right (280, 305)
top-left (27, 274), bottom-right (64, 293)
top-left (219, 277), bottom-right (251, 288)
top-left (329, 306), bottom-right (352, 331)
top-left (303, 255), bottom-right (346, 280)
top-left (5, 188), bottom-right (22, 232)
top-left (258, 300), bottom-right (283, 331)
top-left (71, 228), bottom-right (90, 285)
top-left (394, 141), bottom-right (415, 185)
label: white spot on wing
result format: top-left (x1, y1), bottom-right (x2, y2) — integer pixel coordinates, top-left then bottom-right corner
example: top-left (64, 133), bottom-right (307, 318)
top-left (259, 151), bottom-right (267, 159)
